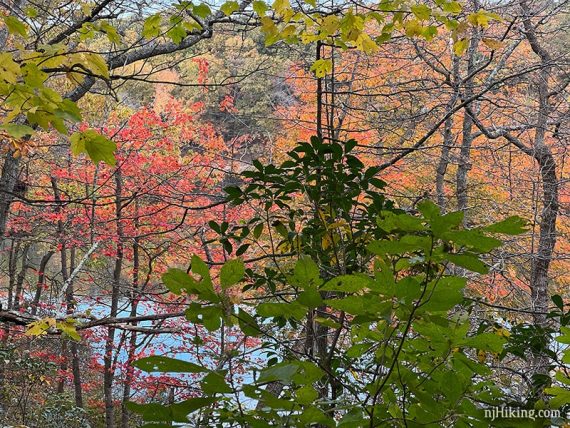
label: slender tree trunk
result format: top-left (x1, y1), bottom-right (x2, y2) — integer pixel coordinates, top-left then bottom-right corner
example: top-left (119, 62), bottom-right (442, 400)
top-left (121, 202), bottom-right (140, 428)
top-left (0, 239), bottom-right (19, 415)
top-left (436, 56), bottom-right (459, 212)
top-left (530, 147), bottom-right (558, 362)
top-left (12, 244), bottom-right (30, 310)
top-left (68, 247), bottom-right (83, 408)
top-left (520, 0), bottom-right (559, 384)
top-left (31, 251), bottom-right (54, 315)
top-left (52, 177), bottom-right (69, 395)
top-left (105, 167), bottom-right (124, 428)
top-left (7, 240), bottom-right (20, 310)
top-left (455, 6), bottom-right (480, 218)
top-left (52, 178), bottom-right (84, 404)
top-left (0, 153), bottom-right (20, 240)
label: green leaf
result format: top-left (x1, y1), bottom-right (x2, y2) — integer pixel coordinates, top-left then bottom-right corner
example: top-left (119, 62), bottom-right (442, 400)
top-left (452, 351), bottom-right (490, 376)
top-left (83, 52), bottom-right (110, 78)
top-left (320, 274), bottom-right (373, 292)
top-left (58, 99), bottom-right (83, 122)
top-left (220, 259), bottom-right (245, 289)
top-left (221, 1), bottom-right (239, 16)
top-left (367, 235), bottom-right (431, 255)
top-left (22, 63), bottom-right (47, 87)
top-left (162, 268), bottom-right (195, 294)
top-left (0, 52), bottom-right (20, 84)
top-left (258, 362), bottom-right (300, 384)
top-left (1, 123), bottom-right (34, 138)
top-left (201, 371), bottom-right (233, 394)
top-left (237, 308), bottom-right (261, 336)
top-left (555, 327), bottom-right (570, 344)
top-left (133, 356), bottom-right (208, 373)
top-left (421, 277), bottom-right (466, 312)
top-left (310, 59), bottom-right (332, 78)
top-left (483, 216), bottom-right (527, 235)
top-left (325, 295), bottom-right (391, 316)
top-left (25, 319), bottom-right (49, 337)
top-left (296, 385), bottom-right (318, 405)
top-left (167, 24), bottom-right (187, 44)
top-left (314, 316), bottom-right (340, 329)
top-left (445, 253), bottom-right (488, 274)
top-left (127, 397), bottom-right (216, 422)
top-left (417, 199), bottom-right (441, 220)
top-left (253, 223), bottom-right (264, 238)
top-left (143, 14), bottom-right (161, 39)
top-left (545, 386), bottom-right (570, 407)
top-left (300, 406), bottom-right (334, 427)
top-left (4, 16), bottom-right (27, 37)
top-left (253, 0), bottom-right (269, 16)
top-left (552, 294), bottom-right (564, 311)
top-left (443, 230), bottom-right (502, 252)
top-left (293, 256), bottom-right (320, 287)
top-left (24, 7), bottom-right (38, 18)
top-left (467, 10), bottom-right (499, 28)
top-left (70, 129), bottom-right (116, 166)
top-left (297, 287), bottom-right (323, 308)
top-left (185, 303), bottom-right (223, 331)
top-left (377, 211), bottom-right (425, 233)
top-left (257, 302), bottom-right (307, 320)
top-left (193, 3), bottom-right (212, 18)
top-left (100, 21), bottom-right (121, 44)
top-left (191, 255), bottom-right (212, 284)
top-left (429, 210), bottom-right (463, 236)
top-left (459, 333), bottom-right (506, 353)
top-left (411, 4), bottom-right (431, 20)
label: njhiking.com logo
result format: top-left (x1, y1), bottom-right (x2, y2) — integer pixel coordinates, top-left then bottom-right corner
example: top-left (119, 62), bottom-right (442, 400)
top-left (484, 406), bottom-right (566, 422)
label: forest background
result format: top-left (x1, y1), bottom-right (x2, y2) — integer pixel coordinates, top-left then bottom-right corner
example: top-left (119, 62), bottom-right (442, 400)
top-left (0, 0), bottom-right (569, 427)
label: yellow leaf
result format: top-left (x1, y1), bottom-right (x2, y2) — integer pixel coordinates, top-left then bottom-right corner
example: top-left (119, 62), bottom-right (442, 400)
top-left (81, 53), bottom-right (110, 79)
top-left (25, 320), bottom-right (49, 336)
top-left (0, 53), bottom-right (20, 84)
top-left (355, 33), bottom-right (379, 54)
top-left (453, 38), bottom-right (469, 56)
top-left (301, 32), bottom-right (321, 44)
top-left (280, 24), bottom-right (297, 38)
top-left (57, 320), bottom-right (82, 341)
top-left (272, 0), bottom-right (290, 15)
top-left (260, 16), bottom-right (277, 36)
top-left (482, 38), bottom-right (503, 50)
top-left (494, 327), bottom-right (510, 338)
top-left (404, 19), bottom-right (423, 37)
top-left (310, 58), bottom-right (332, 78)
top-left (411, 4), bottom-right (431, 21)
top-left (322, 234), bottom-right (331, 250)
top-left (321, 15), bottom-right (340, 35)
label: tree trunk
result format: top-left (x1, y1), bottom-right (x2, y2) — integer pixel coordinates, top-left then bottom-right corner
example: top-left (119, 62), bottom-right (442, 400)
top-left (520, 0), bottom-right (559, 384)
top-left (436, 56), bottom-right (459, 213)
top-left (31, 251), bottom-right (54, 315)
top-left (68, 247), bottom-right (84, 408)
top-left (12, 244), bottom-right (30, 310)
top-left (529, 147), bottom-right (558, 377)
top-left (0, 153), bottom-right (20, 240)
top-left (455, 8), bottom-right (480, 218)
top-left (7, 240), bottom-right (20, 310)
top-left (121, 205), bottom-right (140, 428)
top-left (105, 167), bottom-right (124, 428)
top-left (52, 177), bottom-right (83, 404)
